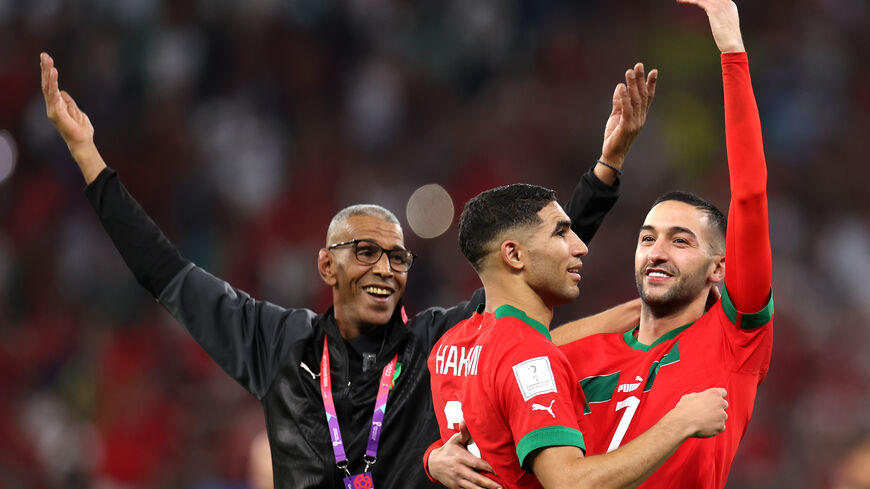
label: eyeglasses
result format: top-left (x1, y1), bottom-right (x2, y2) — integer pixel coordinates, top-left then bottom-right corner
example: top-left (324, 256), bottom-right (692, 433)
top-left (327, 239), bottom-right (417, 272)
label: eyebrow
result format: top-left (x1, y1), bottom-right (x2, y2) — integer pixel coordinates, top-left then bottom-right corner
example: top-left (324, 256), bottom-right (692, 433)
top-left (357, 238), bottom-right (409, 252)
top-left (639, 225), bottom-right (698, 239)
top-left (553, 220), bottom-right (572, 235)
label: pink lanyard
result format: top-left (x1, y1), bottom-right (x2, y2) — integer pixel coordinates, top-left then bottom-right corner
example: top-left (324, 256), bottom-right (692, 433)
top-left (320, 336), bottom-right (398, 475)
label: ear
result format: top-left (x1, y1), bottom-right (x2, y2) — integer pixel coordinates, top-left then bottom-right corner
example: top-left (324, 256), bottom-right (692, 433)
top-left (318, 248), bottom-right (338, 287)
top-left (708, 254), bottom-right (725, 284)
top-left (500, 240), bottom-right (525, 271)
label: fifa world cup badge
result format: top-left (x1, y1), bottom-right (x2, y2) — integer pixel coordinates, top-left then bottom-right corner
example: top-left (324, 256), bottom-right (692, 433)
top-left (344, 472), bottom-right (374, 489)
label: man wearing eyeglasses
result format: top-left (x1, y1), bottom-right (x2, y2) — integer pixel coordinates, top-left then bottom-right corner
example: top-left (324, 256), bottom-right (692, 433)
top-left (41, 50), bottom-right (653, 489)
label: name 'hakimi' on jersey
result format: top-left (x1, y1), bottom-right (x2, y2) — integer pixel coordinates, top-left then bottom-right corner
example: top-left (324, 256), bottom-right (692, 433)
top-left (434, 344), bottom-right (483, 376)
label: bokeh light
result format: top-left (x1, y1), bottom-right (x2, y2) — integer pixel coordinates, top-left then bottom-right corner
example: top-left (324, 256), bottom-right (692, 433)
top-left (0, 130), bottom-right (18, 184)
top-left (406, 184), bottom-right (455, 239)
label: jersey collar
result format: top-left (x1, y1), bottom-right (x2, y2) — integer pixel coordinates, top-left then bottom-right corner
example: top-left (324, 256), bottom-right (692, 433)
top-left (623, 322), bottom-right (693, 351)
top-left (494, 304), bottom-right (551, 340)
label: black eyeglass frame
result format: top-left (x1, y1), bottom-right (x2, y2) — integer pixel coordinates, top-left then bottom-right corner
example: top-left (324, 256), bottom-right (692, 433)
top-left (327, 239), bottom-right (417, 272)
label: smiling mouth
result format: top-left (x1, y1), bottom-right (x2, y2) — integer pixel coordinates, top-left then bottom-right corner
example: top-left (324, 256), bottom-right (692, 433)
top-left (645, 268), bottom-right (674, 279)
top-left (363, 286), bottom-right (393, 298)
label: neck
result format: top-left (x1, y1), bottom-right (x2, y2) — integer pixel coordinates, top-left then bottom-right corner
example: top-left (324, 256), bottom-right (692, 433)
top-left (334, 313), bottom-right (380, 341)
top-left (636, 292), bottom-right (709, 345)
top-left (481, 276), bottom-right (554, 330)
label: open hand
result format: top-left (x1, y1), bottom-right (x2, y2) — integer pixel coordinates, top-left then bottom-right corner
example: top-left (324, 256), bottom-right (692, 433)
top-left (599, 63), bottom-right (658, 172)
top-left (40, 53), bottom-right (94, 148)
top-left (40, 52), bottom-right (106, 183)
top-left (677, 0), bottom-right (745, 53)
top-left (428, 421), bottom-right (501, 489)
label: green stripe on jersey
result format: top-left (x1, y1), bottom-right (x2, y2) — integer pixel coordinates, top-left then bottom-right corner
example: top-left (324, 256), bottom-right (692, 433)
top-left (643, 342), bottom-right (680, 392)
top-left (516, 426), bottom-right (585, 472)
top-left (580, 372), bottom-right (620, 413)
top-left (721, 286), bottom-right (774, 329)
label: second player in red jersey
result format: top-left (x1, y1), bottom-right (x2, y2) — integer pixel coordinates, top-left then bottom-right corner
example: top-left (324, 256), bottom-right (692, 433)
top-left (560, 1), bottom-right (773, 487)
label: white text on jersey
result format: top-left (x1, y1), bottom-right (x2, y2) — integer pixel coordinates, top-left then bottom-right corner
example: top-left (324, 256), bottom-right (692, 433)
top-left (617, 376), bottom-right (644, 393)
top-left (435, 344), bottom-right (482, 377)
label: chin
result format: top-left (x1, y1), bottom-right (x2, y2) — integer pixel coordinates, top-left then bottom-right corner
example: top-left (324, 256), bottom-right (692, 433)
top-left (363, 308), bottom-right (397, 326)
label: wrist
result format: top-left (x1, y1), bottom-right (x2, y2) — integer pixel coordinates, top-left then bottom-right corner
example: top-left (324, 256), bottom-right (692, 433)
top-left (593, 156), bottom-right (624, 185)
top-left (662, 407), bottom-right (697, 441)
top-left (68, 141), bottom-right (107, 185)
top-left (423, 441), bottom-right (443, 484)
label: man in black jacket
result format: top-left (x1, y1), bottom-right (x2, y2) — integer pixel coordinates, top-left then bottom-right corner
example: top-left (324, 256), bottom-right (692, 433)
top-left (40, 52), bottom-right (654, 489)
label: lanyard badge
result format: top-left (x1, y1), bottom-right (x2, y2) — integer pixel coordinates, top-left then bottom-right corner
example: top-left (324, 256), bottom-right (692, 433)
top-left (321, 336), bottom-right (398, 488)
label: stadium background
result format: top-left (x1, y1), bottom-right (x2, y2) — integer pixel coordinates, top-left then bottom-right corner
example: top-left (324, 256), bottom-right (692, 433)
top-left (2, 1), bottom-right (869, 488)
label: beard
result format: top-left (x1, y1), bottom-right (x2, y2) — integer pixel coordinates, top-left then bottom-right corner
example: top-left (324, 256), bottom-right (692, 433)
top-left (635, 264), bottom-right (709, 318)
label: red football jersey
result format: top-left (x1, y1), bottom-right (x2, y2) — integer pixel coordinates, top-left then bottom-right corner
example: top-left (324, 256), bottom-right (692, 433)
top-left (429, 305), bottom-right (590, 489)
top-left (559, 52), bottom-right (773, 489)
top-left (560, 289), bottom-right (772, 488)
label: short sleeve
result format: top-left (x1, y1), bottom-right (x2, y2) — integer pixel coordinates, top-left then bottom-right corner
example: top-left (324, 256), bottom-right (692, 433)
top-left (492, 339), bottom-right (586, 471)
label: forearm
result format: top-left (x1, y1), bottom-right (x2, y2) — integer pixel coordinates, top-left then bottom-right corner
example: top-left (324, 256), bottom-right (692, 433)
top-left (85, 167), bottom-right (189, 297)
top-left (69, 140), bottom-right (108, 185)
top-left (551, 299), bottom-right (641, 346)
top-left (722, 53), bottom-right (772, 312)
top-left (575, 412), bottom-right (691, 489)
top-left (564, 167), bottom-right (620, 244)
top-left (537, 412), bottom-right (690, 489)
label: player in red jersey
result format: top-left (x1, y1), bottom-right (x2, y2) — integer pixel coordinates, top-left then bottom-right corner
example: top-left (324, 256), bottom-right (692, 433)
top-left (558, 1), bottom-right (773, 488)
top-left (428, 183), bottom-right (730, 489)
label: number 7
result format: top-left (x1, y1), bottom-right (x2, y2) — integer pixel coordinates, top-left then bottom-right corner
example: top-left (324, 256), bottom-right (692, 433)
top-left (607, 396), bottom-right (640, 452)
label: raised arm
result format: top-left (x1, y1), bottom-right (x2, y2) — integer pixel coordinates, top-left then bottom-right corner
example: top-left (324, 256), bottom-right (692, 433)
top-left (679, 0), bottom-right (772, 313)
top-left (41, 53), bottom-right (106, 184)
top-left (565, 63), bottom-right (658, 243)
top-left (40, 53), bottom-right (300, 398)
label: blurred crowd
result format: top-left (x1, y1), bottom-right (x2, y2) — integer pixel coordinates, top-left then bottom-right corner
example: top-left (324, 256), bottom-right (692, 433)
top-left (2, 0), bottom-right (869, 488)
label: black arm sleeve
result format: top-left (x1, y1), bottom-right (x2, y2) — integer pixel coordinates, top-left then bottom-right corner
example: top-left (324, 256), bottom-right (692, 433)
top-left (84, 167), bottom-right (306, 399)
top-left (411, 287), bottom-right (486, 350)
top-left (564, 166), bottom-right (620, 244)
top-left (84, 168), bottom-right (189, 297)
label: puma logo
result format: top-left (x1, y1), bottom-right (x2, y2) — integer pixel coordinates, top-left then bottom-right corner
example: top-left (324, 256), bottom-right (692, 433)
top-left (532, 400), bottom-right (556, 418)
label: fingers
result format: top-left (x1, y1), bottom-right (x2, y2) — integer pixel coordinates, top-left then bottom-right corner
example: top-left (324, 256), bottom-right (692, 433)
top-left (457, 469), bottom-right (502, 489)
top-left (60, 91), bottom-right (80, 120)
top-left (458, 472), bottom-right (502, 489)
top-left (625, 67), bottom-right (642, 114)
top-left (646, 69), bottom-right (658, 107)
top-left (40, 53), bottom-right (64, 120)
top-left (447, 430), bottom-right (469, 447)
top-left (458, 420), bottom-right (471, 443)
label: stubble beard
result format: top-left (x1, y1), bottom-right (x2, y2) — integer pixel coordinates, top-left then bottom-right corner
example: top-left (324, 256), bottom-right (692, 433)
top-left (635, 266), bottom-right (708, 318)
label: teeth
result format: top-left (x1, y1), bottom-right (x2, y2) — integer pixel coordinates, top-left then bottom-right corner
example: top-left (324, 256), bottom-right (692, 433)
top-left (364, 286), bottom-right (392, 296)
top-left (648, 272), bottom-right (670, 278)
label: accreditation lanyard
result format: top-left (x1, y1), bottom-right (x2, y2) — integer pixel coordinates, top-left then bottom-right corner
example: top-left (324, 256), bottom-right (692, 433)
top-left (320, 336), bottom-right (398, 486)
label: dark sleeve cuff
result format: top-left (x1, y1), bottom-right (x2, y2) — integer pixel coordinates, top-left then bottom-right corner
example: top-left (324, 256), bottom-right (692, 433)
top-left (85, 167), bottom-right (190, 297)
top-left (563, 166), bottom-right (620, 244)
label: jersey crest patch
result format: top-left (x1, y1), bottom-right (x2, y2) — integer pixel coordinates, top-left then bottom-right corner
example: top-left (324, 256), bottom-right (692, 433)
top-left (512, 356), bottom-right (557, 401)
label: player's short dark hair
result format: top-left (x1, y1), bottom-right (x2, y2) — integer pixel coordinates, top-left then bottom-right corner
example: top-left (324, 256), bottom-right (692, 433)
top-left (459, 184), bottom-right (557, 271)
top-left (653, 191), bottom-right (727, 251)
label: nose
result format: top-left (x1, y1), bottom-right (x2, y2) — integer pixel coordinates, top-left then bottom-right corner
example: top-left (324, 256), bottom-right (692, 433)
top-left (371, 252), bottom-right (394, 276)
top-left (647, 239), bottom-right (667, 263)
top-left (570, 230), bottom-right (588, 257)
